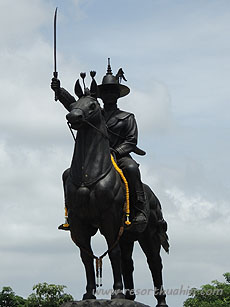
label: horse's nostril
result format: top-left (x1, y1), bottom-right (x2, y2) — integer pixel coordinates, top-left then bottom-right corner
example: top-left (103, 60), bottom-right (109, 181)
top-left (66, 109), bottom-right (84, 123)
top-left (75, 114), bottom-right (83, 121)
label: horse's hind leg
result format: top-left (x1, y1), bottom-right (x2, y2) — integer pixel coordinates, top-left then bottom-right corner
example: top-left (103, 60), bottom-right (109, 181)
top-left (139, 234), bottom-right (168, 307)
top-left (120, 238), bottom-right (135, 300)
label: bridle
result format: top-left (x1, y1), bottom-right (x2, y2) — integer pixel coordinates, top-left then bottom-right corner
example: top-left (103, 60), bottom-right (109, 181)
top-left (67, 106), bottom-right (110, 142)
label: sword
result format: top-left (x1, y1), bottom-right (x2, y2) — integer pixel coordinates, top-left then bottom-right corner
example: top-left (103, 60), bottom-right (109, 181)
top-left (53, 7), bottom-right (58, 101)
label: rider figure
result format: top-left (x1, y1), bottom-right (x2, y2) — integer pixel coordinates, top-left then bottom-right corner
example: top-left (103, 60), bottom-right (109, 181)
top-left (51, 59), bottom-right (148, 228)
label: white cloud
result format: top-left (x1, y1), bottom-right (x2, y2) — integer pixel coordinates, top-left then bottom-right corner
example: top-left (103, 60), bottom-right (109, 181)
top-left (0, 0), bottom-right (51, 46)
top-left (165, 187), bottom-right (230, 223)
top-left (124, 81), bottom-right (173, 134)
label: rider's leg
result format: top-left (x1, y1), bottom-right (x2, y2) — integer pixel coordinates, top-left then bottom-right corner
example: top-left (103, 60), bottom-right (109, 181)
top-left (58, 168), bottom-right (70, 230)
top-left (118, 156), bottom-right (147, 225)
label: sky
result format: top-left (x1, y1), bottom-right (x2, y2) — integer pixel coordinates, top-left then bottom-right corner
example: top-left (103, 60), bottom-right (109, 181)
top-left (0, 0), bottom-right (229, 306)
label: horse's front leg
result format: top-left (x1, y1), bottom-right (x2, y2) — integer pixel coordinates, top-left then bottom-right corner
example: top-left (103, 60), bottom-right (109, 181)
top-left (101, 220), bottom-right (125, 299)
top-left (70, 227), bottom-right (96, 300)
top-left (80, 247), bottom-right (96, 300)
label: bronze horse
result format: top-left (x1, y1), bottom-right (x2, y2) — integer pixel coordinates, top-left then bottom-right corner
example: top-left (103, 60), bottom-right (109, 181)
top-left (62, 77), bottom-right (169, 307)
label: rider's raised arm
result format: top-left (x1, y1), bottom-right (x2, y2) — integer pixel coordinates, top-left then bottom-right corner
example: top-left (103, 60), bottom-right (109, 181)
top-left (58, 88), bottom-right (76, 111)
top-left (114, 113), bottom-right (138, 158)
top-left (51, 78), bottom-right (76, 111)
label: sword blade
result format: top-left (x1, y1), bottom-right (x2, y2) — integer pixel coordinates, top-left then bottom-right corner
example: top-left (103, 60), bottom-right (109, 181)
top-left (53, 7), bottom-right (58, 101)
top-left (53, 7), bottom-right (58, 77)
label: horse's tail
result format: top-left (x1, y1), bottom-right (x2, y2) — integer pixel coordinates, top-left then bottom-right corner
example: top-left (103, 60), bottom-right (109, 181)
top-left (144, 184), bottom-right (170, 254)
top-left (158, 231), bottom-right (170, 254)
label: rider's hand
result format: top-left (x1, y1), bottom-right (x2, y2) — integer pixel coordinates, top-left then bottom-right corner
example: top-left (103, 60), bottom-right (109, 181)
top-left (51, 77), bottom-right (61, 92)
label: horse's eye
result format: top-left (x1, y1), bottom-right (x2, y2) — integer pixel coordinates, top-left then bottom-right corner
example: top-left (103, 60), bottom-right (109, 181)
top-left (90, 102), bottom-right (96, 110)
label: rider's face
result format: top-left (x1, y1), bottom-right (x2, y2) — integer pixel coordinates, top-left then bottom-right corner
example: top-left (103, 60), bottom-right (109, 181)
top-left (100, 86), bottom-right (120, 104)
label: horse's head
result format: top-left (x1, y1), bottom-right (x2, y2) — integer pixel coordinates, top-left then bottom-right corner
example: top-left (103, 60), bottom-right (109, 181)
top-left (66, 95), bottom-right (101, 130)
top-left (66, 73), bottom-right (101, 130)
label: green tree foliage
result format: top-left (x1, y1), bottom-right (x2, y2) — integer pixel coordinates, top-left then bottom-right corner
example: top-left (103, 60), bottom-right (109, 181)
top-left (184, 273), bottom-right (230, 307)
top-left (0, 283), bottom-right (73, 307)
top-left (26, 282), bottom-right (74, 307)
top-left (0, 286), bottom-right (26, 307)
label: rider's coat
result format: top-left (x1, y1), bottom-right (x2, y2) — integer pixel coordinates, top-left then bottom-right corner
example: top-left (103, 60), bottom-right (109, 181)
top-left (58, 87), bottom-right (138, 157)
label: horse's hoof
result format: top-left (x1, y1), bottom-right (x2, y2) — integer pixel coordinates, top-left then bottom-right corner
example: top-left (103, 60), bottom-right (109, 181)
top-left (82, 292), bottom-right (96, 300)
top-left (156, 304), bottom-right (168, 307)
top-left (111, 292), bottom-right (125, 299)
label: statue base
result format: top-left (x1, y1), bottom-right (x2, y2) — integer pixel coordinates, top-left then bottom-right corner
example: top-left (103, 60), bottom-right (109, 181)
top-left (61, 299), bottom-right (150, 307)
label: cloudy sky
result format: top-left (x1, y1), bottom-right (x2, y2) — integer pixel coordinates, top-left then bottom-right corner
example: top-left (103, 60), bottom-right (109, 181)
top-left (0, 0), bottom-right (229, 306)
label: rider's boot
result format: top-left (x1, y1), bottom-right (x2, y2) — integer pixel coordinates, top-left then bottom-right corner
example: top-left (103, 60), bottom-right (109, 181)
top-left (58, 223), bottom-right (70, 231)
top-left (132, 189), bottom-right (148, 226)
top-left (58, 206), bottom-right (70, 231)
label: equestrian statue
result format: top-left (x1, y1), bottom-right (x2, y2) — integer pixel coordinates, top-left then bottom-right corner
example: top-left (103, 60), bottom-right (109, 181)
top-left (50, 58), bottom-right (169, 307)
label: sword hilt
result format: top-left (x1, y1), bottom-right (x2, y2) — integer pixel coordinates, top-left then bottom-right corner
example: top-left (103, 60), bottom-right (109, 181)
top-left (53, 71), bottom-right (58, 101)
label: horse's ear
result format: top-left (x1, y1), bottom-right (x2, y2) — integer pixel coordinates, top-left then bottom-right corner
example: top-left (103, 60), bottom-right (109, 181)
top-left (90, 79), bottom-right (98, 99)
top-left (74, 79), bottom-right (83, 98)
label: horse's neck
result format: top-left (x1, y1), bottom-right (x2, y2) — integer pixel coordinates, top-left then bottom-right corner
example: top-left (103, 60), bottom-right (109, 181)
top-left (70, 120), bottom-right (112, 186)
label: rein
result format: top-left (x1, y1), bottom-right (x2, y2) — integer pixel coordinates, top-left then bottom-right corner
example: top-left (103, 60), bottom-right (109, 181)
top-left (84, 120), bottom-right (110, 141)
top-left (67, 118), bottom-right (131, 224)
top-left (67, 114), bottom-right (131, 224)
top-left (76, 220), bottom-right (125, 287)
top-left (67, 122), bottom-right (77, 141)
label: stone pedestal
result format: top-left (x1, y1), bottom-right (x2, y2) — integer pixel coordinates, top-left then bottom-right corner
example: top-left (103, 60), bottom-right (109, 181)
top-left (61, 299), bottom-right (150, 307)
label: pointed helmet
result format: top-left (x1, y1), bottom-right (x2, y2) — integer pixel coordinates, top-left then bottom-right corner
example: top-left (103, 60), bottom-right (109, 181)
top-left (98, 58), bottom-right (130, 99)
